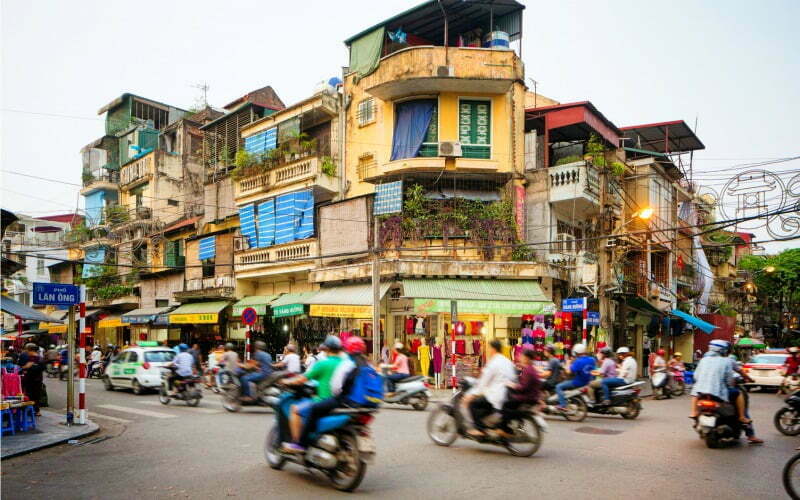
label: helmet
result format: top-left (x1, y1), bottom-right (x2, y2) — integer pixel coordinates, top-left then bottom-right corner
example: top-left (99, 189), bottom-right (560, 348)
top-left (225, 343), bottom-right (234, 350)
top-left (708, 340), bottom-right (730, 354)
top-left (394, 342), bottom-right (404, 350)
top-left (600, 347), bottom-right (613, 356)
top-left (674, 352), bottom-right (683, 357)
top-left (572, 344), bottom-right (587, 355)
top-left (616, 347), bottom-right (630, 354)
top-left (344, 336), bottom-right (366, 354)
top-left (788, 347), bottom-right (799, 354)
top-left (49, 344), bottom-right (55, 349)
top-left (254, 340), bottom-right (267, 351)
top-left (178, 343), bottom-right (189, 352)
top-left (656, 349), bottom-right (666, 356)
top-left (323, 335), bottom-right (342, 351)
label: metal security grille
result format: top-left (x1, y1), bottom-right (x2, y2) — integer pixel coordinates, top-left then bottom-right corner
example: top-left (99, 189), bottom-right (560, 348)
top-left (357, 98), bottom-right (375, 127)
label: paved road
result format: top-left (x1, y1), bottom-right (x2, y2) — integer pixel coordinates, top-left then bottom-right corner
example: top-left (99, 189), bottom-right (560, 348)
top-left (3, 378), bottom-right (797, 499)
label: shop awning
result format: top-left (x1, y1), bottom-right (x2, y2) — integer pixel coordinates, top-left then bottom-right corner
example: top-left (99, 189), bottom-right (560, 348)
top-left (625, 297), bottom-right (663, 317)
top-left (97, 316), bottom-right (130, 328)
top-left (308, 283), bottom-right (393, 319)
top-left (0, 296), bottom-right (61, 323)
top-left (271, 292), bottom-right (318, 318)
top-left (169, 301), bottom-right (230, 324)
top-left (670, 309), bottom-right (717, 334)
top-left (403, 279), bottom-right (556, 315)
top-left (232, 295), bottom-right (279, 317)
top-left (122, 306), bottom-right (175, 325)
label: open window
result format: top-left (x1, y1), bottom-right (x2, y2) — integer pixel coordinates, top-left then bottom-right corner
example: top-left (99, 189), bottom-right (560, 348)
top-left (390, 99), bottom-right (437, 161)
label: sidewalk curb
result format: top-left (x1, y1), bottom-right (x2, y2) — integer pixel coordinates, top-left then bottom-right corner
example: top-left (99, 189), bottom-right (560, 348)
top-left (1, 414), bottom-right (100, 460)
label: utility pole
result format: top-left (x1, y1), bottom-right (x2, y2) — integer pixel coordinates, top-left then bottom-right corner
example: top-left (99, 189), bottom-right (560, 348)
top-left (371, 216), bottom-right (381, 363)
top-left (597, 163), bottom-right (613, 348)
top-left (66, 306), bottom-right (75, 425)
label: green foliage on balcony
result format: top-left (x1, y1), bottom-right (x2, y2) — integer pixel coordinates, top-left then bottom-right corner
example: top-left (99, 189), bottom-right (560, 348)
top-left (105, 205), bottom-right (130, 225)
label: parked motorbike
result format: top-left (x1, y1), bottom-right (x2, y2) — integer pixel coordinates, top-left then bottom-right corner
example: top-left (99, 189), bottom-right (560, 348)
top-left (693, 394), bottom-right (743, 448)
top-left (582, 381), bottom-right (645, 419)
top-left (264, 382), bottom-right (377, 492)
top-left (426, 377), bottom-right (544, 457)
top-left (382, 374), bottom-right (430, 411)
top-left (775, 392), bottom-right (800, 436)
top-left (539, 388), bottom-right (588, 422)
top-left (219, 369), bottom-right (286, 412)
top-left (158, 367), bottom-right (203, 407)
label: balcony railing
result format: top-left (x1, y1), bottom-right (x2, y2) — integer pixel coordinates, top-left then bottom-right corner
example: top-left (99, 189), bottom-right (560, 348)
top-left (234, 156), bottom-right (338, 200)
top-left (82, 168), bottom-right (119, 187)
top-left (234, 239), bottom-right (319, 274)
top-left (174, 275), bottom-right (235, 301)
top-left (120, 152), bottom-right (154, 187)
top-left (548, 161), bottom-right (600, 214)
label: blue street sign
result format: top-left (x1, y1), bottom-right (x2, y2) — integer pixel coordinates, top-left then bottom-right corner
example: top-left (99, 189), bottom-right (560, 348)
top-left (33, 282), bottom-right (80, 306)
top-left (587, 311), bottom-right (600, 326)
top-left (241, 307), bottom-right (258, 326)
top-left (562, 298), bottom-right (586, 312)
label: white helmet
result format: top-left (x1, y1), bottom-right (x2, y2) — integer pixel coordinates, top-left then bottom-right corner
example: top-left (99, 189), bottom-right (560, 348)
top-left (572, 344), bottom-right (587, 355)
top-left (394, 342), bottom-right (404, 350)
top-left (616, 347), bottom-right (630, 354)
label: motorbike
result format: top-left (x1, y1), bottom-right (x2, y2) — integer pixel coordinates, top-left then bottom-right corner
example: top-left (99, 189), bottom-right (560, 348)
top-left (669, 368), bottom-right (686, 396)
top-left (264, 382), bottom-right (377, 492)
top-left (582, 381), bottom-right (645, 419)
top-left (88, 360), bottom-right (105, 379)
top-left (693, 393), bottom-right (745, 448)
top-left (158, 367), bottom-right (203, 407)
top-left (781, 374), bottom-right (800, 395)
top-left (219, 369), bottom-right (286, 412)
top-left (774, 392), bottom-right (800, 436)
top-left (46, 361), bottom-right (60, 378)
top-left (426, 377), bottom-right (544, 457)
top-left (539, 388), bottom-right (589, 422)
top-left (382, 374), bottom-right (430, 411)
top-left (784, 450), bottom-right (800, 500)
top-left (203, 364), bottom-right (221, 393)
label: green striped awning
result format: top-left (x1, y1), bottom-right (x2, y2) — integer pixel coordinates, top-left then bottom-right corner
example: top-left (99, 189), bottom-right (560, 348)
top-left (270, 292), bottom-right (318, 318)
top-left (231, 295), bottom-right (279, 316)
top-left (403, 279), bottom-right (555, 315)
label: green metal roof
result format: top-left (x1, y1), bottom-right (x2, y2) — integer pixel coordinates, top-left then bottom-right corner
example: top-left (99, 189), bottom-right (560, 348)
top-left (308, 283), bottom-right (392, 306)
top-left (403, 279), bottom-right (548, 302)
top-left (626, 297), bottom-right (663, 316)
top-left (623, 147), bottom-right (668, 158)
top-left (169, 301), bottom-right (231, 315)
top-left (231, 295), bottom-right (279, 316)
top-left (270, 292), bottom-right (318, 308)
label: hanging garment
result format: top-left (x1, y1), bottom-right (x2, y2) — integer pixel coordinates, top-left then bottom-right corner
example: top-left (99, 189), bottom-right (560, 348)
top-left (410, 337), bottom-right (422, 354)
top-left (432, 345), bottom-right (443, 373)
top-left (513, 344), bottom-right (523, 360)
top-left (521, 327), bottom-right (534, 345)
top-left (415, 317), bottom-right (426, 334)
top-left (562, 313), bottom-right (574, 332)
top-left (470, 321), bottom-right (483, 335)
top-left (455, 339), bottom-right (466, 355)
top-left (418, 344), bottom-right (431, 377)
top-left (533, 327), bottom-right (546, 350)
top-left (501, 344), bottom-right (512, 360)
top-left (381, 345), bottom-right (390, 364)
top-left (472, 339), bottom-right (481, 357)
top-left (553, 312), bottom-right (564, 331)
top-left (405, 317), bottom-right (415, 335)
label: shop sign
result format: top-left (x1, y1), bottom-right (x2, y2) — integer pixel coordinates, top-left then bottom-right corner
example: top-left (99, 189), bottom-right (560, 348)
top-left (40, 322), bottom-right (67, 334)
top-left (121, 315), bottom-right (152, 325)
top-left (587, 311), bottom-right (600, 326)
top-left (309, 304), bottom-right (372, 319)
top-left (272, 303), bottom-right (305, 318)
top-left (32, 282), bottom-right (79, 306)
top-left (153, 314), bottom-right (170, 326)
top-left (414, 298), bottom-right (555, 315)
top-left (169, 313), bottom-right (219, 324)
top-left (562, 298), bottom-right (587, 312)
top-left (97, 318), bottom-right (130, 328)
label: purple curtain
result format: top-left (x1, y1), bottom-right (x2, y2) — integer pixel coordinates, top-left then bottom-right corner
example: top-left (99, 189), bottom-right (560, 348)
top-left (391, 100), bottom-right (434, 161)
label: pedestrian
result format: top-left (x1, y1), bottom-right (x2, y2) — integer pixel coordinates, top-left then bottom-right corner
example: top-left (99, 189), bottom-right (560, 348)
top-left (643, 336), bottom-right (652, 376)
top-left (303, 346), bottom-right (319, 372)
top-left (189, 343), bottom-right (202, 370)
top-left (18, 343), bottom-right (45, 416)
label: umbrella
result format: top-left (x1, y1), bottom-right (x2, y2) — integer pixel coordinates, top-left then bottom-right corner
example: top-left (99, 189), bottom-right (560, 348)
top-left (736, 337), bottom-right (765, 348)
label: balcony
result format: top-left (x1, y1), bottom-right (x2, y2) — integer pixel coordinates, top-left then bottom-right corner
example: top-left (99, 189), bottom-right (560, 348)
top-left (548, 161), bottom-right (600, 216)
top-left (174, 275), bottom-right (235, 302)
top-left (234, 157), bottom-right (338, 203)
top-left (359, 46), bottom-right (523, 100)
top-left (234, 239), bottom-right (319, 278)
top-left (80, 167), bottom-right (119, 196)
top-left (358, 155), bottom-right (501, 183)
top-left (120, 152), bottom-right (155, 189)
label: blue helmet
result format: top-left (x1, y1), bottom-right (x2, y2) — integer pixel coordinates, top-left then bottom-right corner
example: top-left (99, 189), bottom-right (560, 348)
top-left (323, 335), bottom-right (342, 351)
top-left (708, 340), bottom-right (730, 354)
top-left (178, 343), bottom-right (189, 352)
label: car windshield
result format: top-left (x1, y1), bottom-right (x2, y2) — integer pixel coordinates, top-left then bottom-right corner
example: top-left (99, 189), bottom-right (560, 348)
top-left (749, 355), bottom-right (787, 365)
top-left (145, 351), bottom-right (176, 363)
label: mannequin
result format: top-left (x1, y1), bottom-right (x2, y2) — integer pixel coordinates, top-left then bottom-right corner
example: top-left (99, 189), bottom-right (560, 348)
top-left (432, 340), bottom-right (443, 388)
top-left (417, 338), bottom-right (431, 379)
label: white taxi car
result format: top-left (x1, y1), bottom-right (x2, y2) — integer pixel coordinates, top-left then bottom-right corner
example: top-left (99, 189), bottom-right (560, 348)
top-left (742, 352), bottom-right (789, 390)
top-left (104, 343), bottom-right (177, 395)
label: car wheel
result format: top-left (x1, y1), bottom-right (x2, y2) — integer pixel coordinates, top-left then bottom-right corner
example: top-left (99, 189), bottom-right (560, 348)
top-left (132, 379), bottom-right (144, 395)
top-left (104, 376), bottom-right (114, 391)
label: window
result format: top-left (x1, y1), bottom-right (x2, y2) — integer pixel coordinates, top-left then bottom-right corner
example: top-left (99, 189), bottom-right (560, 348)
top-left (164, 239), bottom-right (185, 267)
top-left (458, 100), bottom-right (491, 159)
top-left (127, 351), bottom-right (139, 363)
top-left (132, 245), bottom-right (148, 266)
top-left (167, 199), bottom-right (179, 207)
top-left (202, 258), bottom-right (215, 278)
top-left (144, 351), bottom-right (176, 363)
top-left (651, 252), bottom-right (669, 286)
top-left (37, 254), bottom-right (45, 275)
top-left (155, 299), bottom-right (169, 308)
top-left (649, 178), bottom-right (674, 226)
top-left (553, 221), bottom-right (583, 253)
top-left (357, 98), bottom-right (375, 127)
top-left (418, 101), bottom-right (439, 157)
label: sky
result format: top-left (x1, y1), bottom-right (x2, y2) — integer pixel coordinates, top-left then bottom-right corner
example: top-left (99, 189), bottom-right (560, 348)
top-left (2, 0), bottom-right (799, 252)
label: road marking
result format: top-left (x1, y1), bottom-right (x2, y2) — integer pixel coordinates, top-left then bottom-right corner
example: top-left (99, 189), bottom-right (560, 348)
top-left (138, 401), bottom-right (221, 414)
top-left (96, 404), bottom-right (177, 419)
top-left (91, 413), bottom-right (133, 424)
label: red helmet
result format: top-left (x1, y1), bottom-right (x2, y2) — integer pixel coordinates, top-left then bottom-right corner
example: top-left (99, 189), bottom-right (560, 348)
top-left (343, 336), bottom-right (366, 354)
top-left (656, 348), bottom-right (666, 356)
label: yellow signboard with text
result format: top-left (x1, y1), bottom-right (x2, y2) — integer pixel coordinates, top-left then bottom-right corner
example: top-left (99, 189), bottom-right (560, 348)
top-left (169, 313), bottom-right (219, 324)
top-left (309, 304), bottom-right (372, 319)
top-left (97, 318), bottom-right (130, 328)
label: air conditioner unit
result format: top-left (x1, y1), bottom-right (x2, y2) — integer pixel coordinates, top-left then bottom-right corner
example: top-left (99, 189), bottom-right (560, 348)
top-left (436, 65), bottom-right (454, 77)
top-left (438, 141), bottom-right (463, 157)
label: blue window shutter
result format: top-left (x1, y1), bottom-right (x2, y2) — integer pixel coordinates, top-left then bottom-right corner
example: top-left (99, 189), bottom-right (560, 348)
top-left (294, 189), bottom-right (314, 240)
top-left (256, 198), bottom-right (275, 247)
top-left (198, 236), bottom-right (216, 260)
top-left (238, 204), bottom-right (258, 248)
top-left (264, 127), bottom-right (277, 152)
top-left (82, 247), bottom-right (107, 278)
top-left (243, 127), bottom-right (278, 156)
top-left (274, 193), bottom-right (296, 245)
top-left (374, 181), bottom-right (403, 215)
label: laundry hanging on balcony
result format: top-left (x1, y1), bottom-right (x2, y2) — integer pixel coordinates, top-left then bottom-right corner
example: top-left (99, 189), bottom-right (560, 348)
top-left (256, 198), bottom-right (275, 247)
top-left (349, 26), bottom-right (385, 82)
top-left (198, 236), bottom-right (216, 260)
top-left (82, 246), bottom-right (107, 278)
top-left (391, 100), bottom-right (435, 161)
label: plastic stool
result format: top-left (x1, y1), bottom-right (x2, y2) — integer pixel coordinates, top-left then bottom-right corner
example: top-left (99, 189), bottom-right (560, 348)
top-left (15, 405), bottom-right (36, 432)
top-left (1, 407), bottom-right (14, 436)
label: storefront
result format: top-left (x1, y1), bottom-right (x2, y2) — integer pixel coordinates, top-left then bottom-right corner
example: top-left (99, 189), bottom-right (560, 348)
top-left (268, 291), bottom-right (331, 354)
top-left (96, 315), bottom-right (131, 347)
top-left (121, 306), bottom-right (177, 344)
top-left (230, 295), bottom-right (278, 343)
top-left (168, 301), bottom-right (232, 349)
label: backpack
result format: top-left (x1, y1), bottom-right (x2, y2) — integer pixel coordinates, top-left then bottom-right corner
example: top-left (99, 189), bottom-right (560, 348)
top-left (343, 364), bottom-right (384, 408)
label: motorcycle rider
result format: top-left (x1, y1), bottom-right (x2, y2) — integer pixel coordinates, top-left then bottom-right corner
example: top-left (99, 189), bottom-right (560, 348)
top-left (169, 344), bottom-right (196, 395)
top-left (274, 343), bottom-right (302, 374)
top-left (599, 347), bottom-right (637, 405)
top-left (690, 339), bottom-right (736, 421)
top-left (496, 348), bottom-right (541, 438)
top-left (239, 340), bottom-right (273, 402)
top-left (669, 352), bottom-right (686, 372)
top-left (727, 353), bottom-right (764, 444)
top-left (555, 344), bottom-right (595, 411)
top-left (462, 339), bottom-right (517, 437)
top-left (45, 344), bottom-right (59, 373)
top-left (381, 342), bottom-right (410, 395)
top-left (538, 345), bottom-right (563, 394)
top-left (589, 347), bottom-right (617, 403)
top-left (88, 345), bottom-right (103, 374)
top-left (221, 343), bottom-right (240, 373)
top-left (783, 347), bottom-right (800, 387)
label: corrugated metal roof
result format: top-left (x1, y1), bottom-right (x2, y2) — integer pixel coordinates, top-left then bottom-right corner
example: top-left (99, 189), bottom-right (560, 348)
top-left (308, 283), bottom-right (392, 306)
top-left (169, 301), bottom-right (231, 315)
top-left (0, 296), bottom-right (61, 323)
top-left (403, 279), bottom-right (548, 302)
top-left (270, 292), bottom-right (318, 307)
top-left (232, 295), bottom-right (279, 316)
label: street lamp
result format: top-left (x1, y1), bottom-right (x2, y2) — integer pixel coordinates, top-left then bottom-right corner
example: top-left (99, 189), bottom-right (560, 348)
top-left (635, 207), bottom-right (654, 221)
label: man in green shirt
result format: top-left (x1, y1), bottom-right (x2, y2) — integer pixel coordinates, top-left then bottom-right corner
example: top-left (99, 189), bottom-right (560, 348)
top-left (283, 336), bottom-right (344, 453)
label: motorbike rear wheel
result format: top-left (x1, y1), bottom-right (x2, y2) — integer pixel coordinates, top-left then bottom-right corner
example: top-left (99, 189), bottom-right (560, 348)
top-left (783, 451), bottom-right (800, 500)
top-left (158, 388), bottom-right (171, 405)
top-left (504, 416), bottom-right (542, 457)
top-left (186, 393), bottom-right (201, 407)
top-left (411, 393), bottom-right (429, 411)
top-left (564, 397), bottom-right (588, 422)
top-left (670, 381), bottom-right (686, 397)
top-left (427, 406), bottom-right (458, 446)
top-left (621, 401), bottom-right (641, 420)
top-left (264, 425), bottom-right (286, 470)
top-left (705, 432), bottom-right (721, 449)
top-left (775, 407), bottom-right (800, 436)
top-left (328, 433), bottom-right (366, 492)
